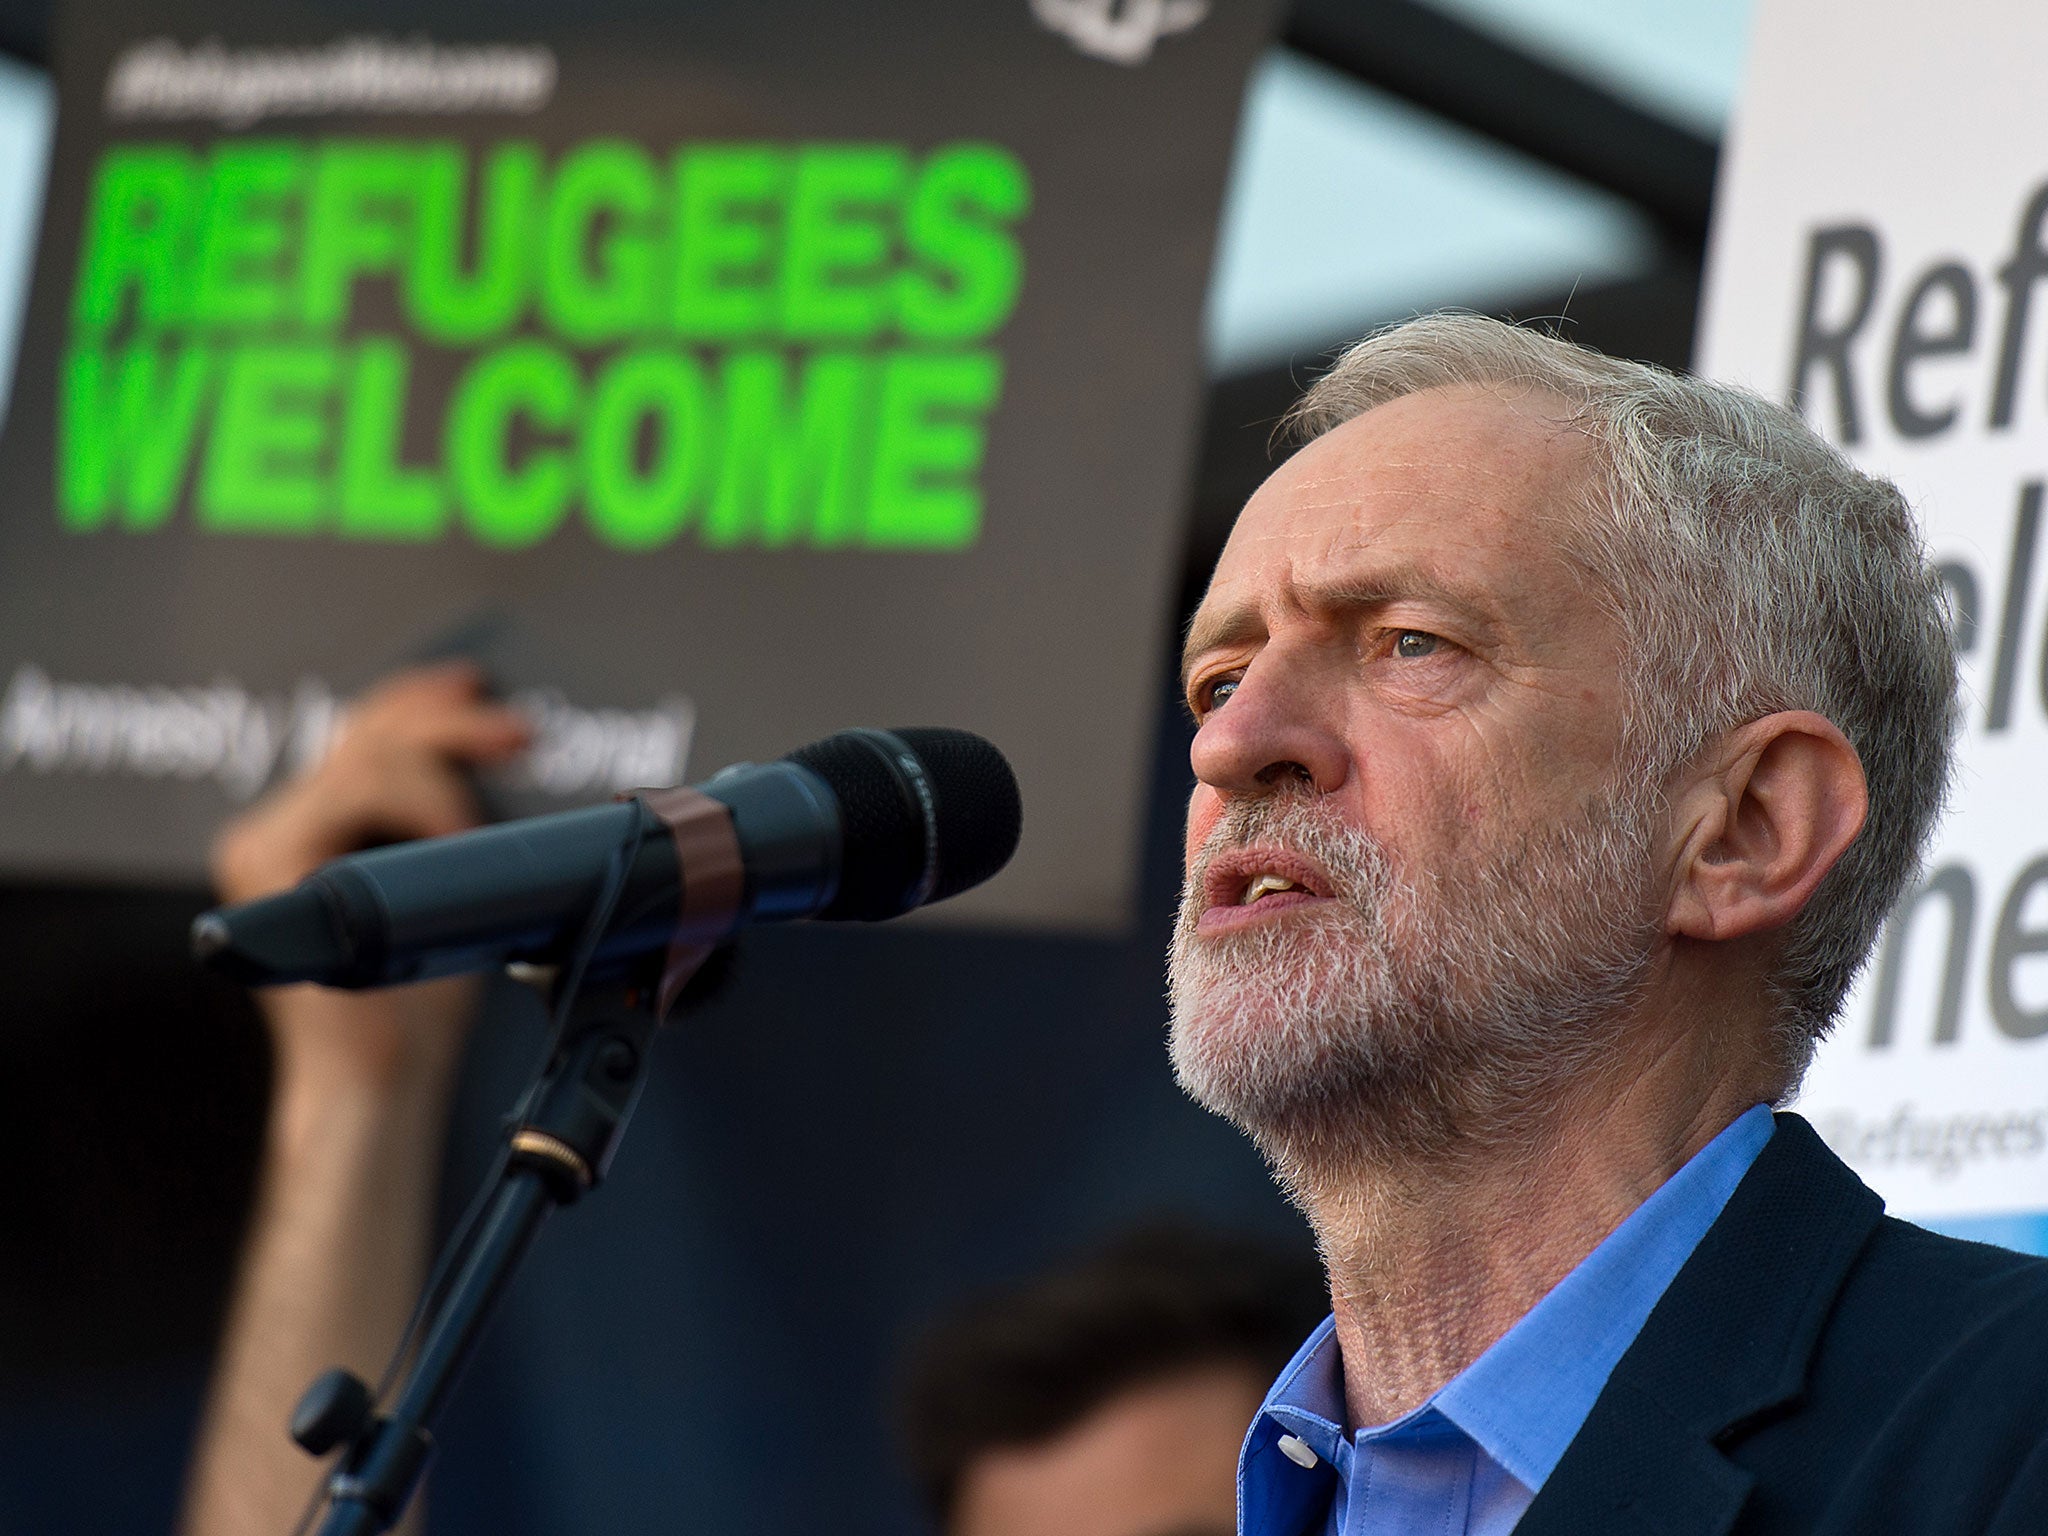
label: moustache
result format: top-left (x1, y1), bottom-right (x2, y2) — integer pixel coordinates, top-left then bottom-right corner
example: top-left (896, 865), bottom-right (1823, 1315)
top-left (1185, 794), bottom-right (1394, 914)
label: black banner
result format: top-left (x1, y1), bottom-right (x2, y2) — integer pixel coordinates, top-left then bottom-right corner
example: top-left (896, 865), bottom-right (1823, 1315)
top-left (0, 0), bottom-right (1277, 928)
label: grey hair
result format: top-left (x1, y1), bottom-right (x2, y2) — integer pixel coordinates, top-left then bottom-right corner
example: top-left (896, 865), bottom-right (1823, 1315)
top-left (1287, 313), bottom-right (1960, 1086)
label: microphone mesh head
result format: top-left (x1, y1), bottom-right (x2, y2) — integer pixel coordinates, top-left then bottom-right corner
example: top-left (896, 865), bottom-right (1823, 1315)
top-left (889, 729), bottom-right (1024, 903)
top-left (787, 727), bottom-right (1022, 920)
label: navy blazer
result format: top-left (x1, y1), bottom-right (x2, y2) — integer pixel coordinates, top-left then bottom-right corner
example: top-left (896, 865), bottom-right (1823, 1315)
top-left (1518, 1112), bottom-right (2048, 1535)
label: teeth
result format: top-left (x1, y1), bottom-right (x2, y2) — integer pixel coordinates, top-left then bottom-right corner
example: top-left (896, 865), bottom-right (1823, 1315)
top-left (1245, 874), bottom-right (1300, 903)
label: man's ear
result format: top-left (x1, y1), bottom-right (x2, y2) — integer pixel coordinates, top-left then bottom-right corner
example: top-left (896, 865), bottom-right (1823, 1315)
top-left (1665, 711), bottom-right (1868, 943)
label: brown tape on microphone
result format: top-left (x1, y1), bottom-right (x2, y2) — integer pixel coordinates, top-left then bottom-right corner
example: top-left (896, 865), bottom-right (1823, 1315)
top-left (631, 785), bottom-right (745, 1018)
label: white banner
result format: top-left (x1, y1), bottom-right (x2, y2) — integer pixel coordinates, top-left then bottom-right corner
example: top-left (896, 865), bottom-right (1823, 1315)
top-left (1699, 0), bottom-right (2048, 1244)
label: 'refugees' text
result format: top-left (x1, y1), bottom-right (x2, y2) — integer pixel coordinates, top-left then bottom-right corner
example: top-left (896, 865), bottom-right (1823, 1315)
top-left (63, 137), bottom-right (1032, 551)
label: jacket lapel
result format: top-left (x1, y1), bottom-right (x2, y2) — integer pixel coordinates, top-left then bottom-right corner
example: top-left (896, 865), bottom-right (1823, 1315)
top-left (1514, 1113), bottom-right (1883, 1536)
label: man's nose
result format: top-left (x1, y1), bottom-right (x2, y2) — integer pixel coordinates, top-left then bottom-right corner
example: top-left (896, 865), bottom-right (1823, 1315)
top-left (1189, 649), bottom-right (1351, 797)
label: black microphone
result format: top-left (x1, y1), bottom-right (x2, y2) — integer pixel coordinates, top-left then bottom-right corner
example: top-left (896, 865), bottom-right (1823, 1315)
top-left (191, 727), bottom-right (1021, 989)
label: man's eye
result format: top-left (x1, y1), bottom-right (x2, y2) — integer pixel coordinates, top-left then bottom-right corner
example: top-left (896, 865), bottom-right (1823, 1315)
top-left (1200, 677), bottom-right (1240, 713)
top-left (1393, 631), bottom-right (1441, 659)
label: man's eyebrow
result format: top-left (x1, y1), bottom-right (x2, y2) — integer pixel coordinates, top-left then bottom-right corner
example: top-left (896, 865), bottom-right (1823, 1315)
top-left (1180, 605), bottom-right (1265, 691)
top-left (1178, 569), bottom-right (1500, 692)
top-left (1297, 570), bottom-right (1499, 629)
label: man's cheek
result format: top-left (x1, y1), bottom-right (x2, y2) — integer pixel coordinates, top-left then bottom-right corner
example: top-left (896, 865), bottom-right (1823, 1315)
top-left (1185, 789), bottom-right (1224, 870)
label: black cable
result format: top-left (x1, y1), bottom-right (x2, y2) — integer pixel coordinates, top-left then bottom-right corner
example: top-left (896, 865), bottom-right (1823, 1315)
top-left (515, 809), bottom-right (647, 1117)
top-left (384, 810), bottom-right (647, 1389)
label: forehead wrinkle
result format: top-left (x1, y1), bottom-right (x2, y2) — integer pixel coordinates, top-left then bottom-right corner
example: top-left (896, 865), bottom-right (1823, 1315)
top-left (1279, 405), bottom-right (1595, 545)
top-left (1284, 450), bottom-right (1537, 497)
top-left (1275, 472), bottom-right (1560, 538)
top-left (1250, 488), bottom-right (1440, 531)
top-left (1247, 475), bottom-right (1550, 567)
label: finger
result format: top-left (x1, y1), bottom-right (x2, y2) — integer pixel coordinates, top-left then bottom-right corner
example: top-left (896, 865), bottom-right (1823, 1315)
top-left (344, 659), bottom-right (492, 724)
top-left (336, 687), bottom-right (531, 764)
top-left (327, 748), bottom-right (486, 844)
top-left (403, 704), bottom-right (533, 765)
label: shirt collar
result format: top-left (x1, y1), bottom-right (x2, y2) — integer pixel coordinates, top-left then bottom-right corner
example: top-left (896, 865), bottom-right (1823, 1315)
top-left (1255, 1315), bottom-right (1348, 1465)
top-left (1247, 1105), bottom-right (1777, 1493)
top-left (1434, 1103), bottom-right (1776, 1487)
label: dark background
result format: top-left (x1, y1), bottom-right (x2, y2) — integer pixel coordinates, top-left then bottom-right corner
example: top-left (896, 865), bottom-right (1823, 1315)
top-left (0, 1), bottom-right (1712, 1530)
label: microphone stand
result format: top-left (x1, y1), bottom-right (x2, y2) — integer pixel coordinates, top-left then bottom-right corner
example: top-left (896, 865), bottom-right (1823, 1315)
top-left (292, 963), bottom-right (668, 1536)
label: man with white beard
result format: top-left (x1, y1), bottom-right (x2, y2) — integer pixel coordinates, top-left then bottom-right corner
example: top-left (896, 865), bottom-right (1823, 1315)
top-left (1168, 315), bottom-right (2048, 1535)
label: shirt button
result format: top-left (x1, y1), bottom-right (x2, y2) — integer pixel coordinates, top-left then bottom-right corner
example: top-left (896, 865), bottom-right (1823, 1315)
top-left (1276, 1433), bottom-right (1319, 1469)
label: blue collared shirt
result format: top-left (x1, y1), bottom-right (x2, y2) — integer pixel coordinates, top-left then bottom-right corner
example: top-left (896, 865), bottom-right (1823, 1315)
top-left (1239, 1105), bottom-right (1776, 1536)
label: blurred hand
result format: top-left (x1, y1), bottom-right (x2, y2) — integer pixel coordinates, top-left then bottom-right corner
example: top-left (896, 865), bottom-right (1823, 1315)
top-left (215, 660), bottom-right (531, 903)
top-left (213, 661), bottom-right (532, 1096)
top-left (185, 661), bottom-right (528, 1536)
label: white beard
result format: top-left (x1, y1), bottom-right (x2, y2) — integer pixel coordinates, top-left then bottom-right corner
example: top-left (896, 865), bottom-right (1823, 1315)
top-left (1166, 785), bottom-right (1661, 1177)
